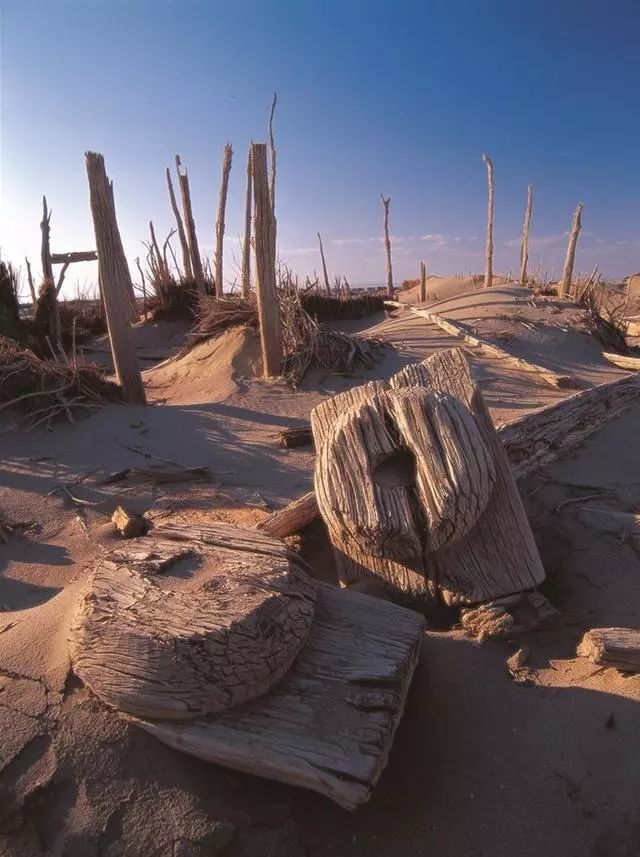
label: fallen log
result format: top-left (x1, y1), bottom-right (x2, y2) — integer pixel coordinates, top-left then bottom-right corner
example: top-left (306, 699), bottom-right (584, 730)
top-left (577, 628), bottom-right (640, 673)
top-left (259, 369), bottom-right (640, 538)
top-left (69, 522), bottom-right (425, 809)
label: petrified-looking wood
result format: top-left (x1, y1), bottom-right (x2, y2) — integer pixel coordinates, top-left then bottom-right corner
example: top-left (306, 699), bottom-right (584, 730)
top-left (85, 152), bottom-right (146, 405)
top-left (482, 154), bottom-right (495, 288)
top-left (51, 250), bottom-right (98, 264)
top-left (70, 523), bottom-right (424, 809)
top-left (166, 167), bottom-right (193, 281)
top-left (251, 143), bottom-right (283, 376)
top-left (69, 523), bottom-right (317, 719)
top-left (312, 349), bottom-right (545, 605)
top-left (214, 143), bottom-right (233, 298)
top-left (559, 203), bottom-right (584, 297)
top-left (381, 194), bottom-right (394, 298)
top-left (260, 369), bottom-right (640, 539)
top-left (419, 261), bottom-right (427, 303)
top-left (241, 146), bottom-right (252, 297)
top-left (520, 184), bottom-right (533, 284)
top-left (419, 308), bottom-right (579, 388)
top-left (176, 155), bottom-right (206, 295)
top-left (577, 628), bottom-right (640, 673)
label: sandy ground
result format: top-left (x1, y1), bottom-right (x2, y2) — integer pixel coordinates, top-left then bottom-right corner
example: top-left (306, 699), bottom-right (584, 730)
top-left (1, 287), bottom-right (639, 856)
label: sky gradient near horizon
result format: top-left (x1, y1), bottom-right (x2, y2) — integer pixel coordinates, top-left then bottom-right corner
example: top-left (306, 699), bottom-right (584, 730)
top-left (2, 0), bottom-right (640, 297)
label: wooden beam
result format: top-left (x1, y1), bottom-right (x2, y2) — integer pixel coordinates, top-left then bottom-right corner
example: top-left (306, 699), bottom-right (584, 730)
top-left (519, 184), bottom-right (533, 284)
top-left (559, 203), bottom-right (584, 297)
top-left (381, 194), bottom-right (394, 298)
top-left (214, 143), bottom-right (233, 298)
top-left (85, 151), bottom-right (146, 405)
top-left (51, 250), bottom-right (98, 264)
top-left (482, 154), bottom-right (495, 288)
top-left (251, 143), bottom-right (283, 376)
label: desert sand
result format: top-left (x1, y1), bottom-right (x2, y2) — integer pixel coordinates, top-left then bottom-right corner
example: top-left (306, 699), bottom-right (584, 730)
top-left (1, 286), bottom-right (640, 857)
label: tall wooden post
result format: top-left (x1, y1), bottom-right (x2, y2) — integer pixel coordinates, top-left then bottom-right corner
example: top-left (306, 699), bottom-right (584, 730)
top-left (381, 194), bottom-right (393, 298)
top-left (482, 154), bottom-right (495, 288)
top-left (241, 146), bottom-right (253, 298)
top-left (25, 258), bottom-right (36, 305)
top-left (40, 196), bottom-right (62, 346)
top-left (251, 143), bottom-right (283, 377)
top-left (175, 155), bottom-right (206, 295)
top-left (419, 261), bottom-right (427, 303)
top-left (559, 203), bottom-right (584, 297)
top-left (519, 184), bottom-right (533, 284)
top-left (85, 151), bottom-right (146, 405)
top-left (214, 143), bottom-right (233, 298)
top-left (317, 232), bottom-right (331, 296)
top-left (166, 167), bottom-right (193, 282)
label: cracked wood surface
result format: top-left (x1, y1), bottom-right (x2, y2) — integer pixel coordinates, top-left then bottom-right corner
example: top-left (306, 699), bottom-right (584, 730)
top-left (577, 627), bottom-right (640, 673)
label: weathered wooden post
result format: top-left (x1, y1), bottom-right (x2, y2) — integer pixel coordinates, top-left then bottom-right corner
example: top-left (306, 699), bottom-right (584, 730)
top-left (251, 142), bottom-right (283, 377)
top-left (175, 155), bottom-right (206, 295)
top-left (419, 261), bottom-right (427, 303)
top-left (317, 232), bottom-right (331, 295)
top-left (214, 143), bottom-right (233, 298)
top-left (559, 203), bottom-right (584, 297)
top-left (519, 184), bottom-right (533, 284)
top-left (381, 194), bottom-right (394, 298)
top-left (24, 258), bottom-right (36, 305)
top-left (166, 167), bottom-right (193, 282)
top-left (482, 154), bottom-right (495, 288)
top-left (40, 196), bottom-right (62, 346)
top-left (241, 146), bottom-right (253, 298)
top-left (85, 151), bottom-right (146, 405)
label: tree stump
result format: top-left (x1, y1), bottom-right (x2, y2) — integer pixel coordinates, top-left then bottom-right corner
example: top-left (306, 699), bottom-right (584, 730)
top-left (68, 522), bottom-right (424, 808)
top-left (312, 347), bottom-right (546, 605)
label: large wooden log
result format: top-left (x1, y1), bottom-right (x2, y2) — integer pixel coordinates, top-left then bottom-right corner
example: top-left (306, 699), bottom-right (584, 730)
top-left (312, 348), bottom-right (545, 605)
top-left (577, 628), bottom-right (640, 673)
top-left (70, 523), bottom-right (424, 810)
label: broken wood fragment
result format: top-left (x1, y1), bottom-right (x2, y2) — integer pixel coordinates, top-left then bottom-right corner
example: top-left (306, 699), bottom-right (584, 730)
top-left (279, 425), bottom-right (313, 449)
top-left (577, 627), bottom-right (640, 673)
top-left (111, 505), bottom-right (148, 538)
top-left (602, 351), bottom-right (640, 371)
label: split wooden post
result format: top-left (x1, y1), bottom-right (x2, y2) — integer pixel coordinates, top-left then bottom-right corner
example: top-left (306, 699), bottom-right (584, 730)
top-left (251, 142), bottom-right (283, 376)
top-left (241, 145), bottom-right (253, 298)
top-left (24, 258), bottom-right (36, 304)
top-left (519, 184), bottom-right (533, 284)
top-left (317, 232), bottom-right (331, 295)
top-left (175, 155), bottom-right (206, 295)
top-left (40, 196), bottom-right (62, 346)
top-left (419, 261), bottom-right (427, 303)
top-left (381, 194), bottom-right (394, 298)
top-left (214, 143), bottom-right (233, 298)
top-left (482, 154), bottom-right (495, 288)
top-left (166, 167), bottom-right (193, 282)
top-left (85, 151), bottom-right (146, 405)
top-left (559, 203), bottom-right (584, 297)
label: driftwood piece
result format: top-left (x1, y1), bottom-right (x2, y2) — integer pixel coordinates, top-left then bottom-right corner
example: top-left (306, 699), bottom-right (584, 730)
top-left (259, 369), bottom-right (640, 539)
top-left (577, 628), bottom-right (640, 673)
top-left (71, 523), bottom-right (424, 809)
top-left (559, 203), bottom-right (584, 297)
top-left (85, 152), bottom-right (146, 405)
top-left (251, 142), bottom-right (283, 376)
top-left (519, 184), bottom-right (533, 284)
top-left (69, 523), bottom-right (317, 719)
top-left (214, 143), bottom-right (233, 298)
top-left (312, 349), bottom-right (545, 605)
top-left (241, 146), bottom-right (252, 297)
top-left (419, 308), bottom-right (579, 388)
top-left (175, 155), bottom-right (206, 295)
top-left (603, 352), bottom-right (640, 371)
top-left (381, 194), bottom-right (394, 298)
top-left (482, 154), bottom-right (494, 288)
top-left (51, 250), bottom-right (98, 264)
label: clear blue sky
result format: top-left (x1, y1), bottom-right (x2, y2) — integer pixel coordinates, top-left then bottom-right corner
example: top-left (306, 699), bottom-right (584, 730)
top-left (1, 0), bottom-right (639, 296)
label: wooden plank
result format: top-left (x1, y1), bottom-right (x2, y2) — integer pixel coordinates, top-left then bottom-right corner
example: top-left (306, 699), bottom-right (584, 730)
top-left (577, 628), bottom-right (640, 673)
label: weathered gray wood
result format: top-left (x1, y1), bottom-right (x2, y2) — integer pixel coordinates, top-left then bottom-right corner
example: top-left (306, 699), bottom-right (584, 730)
top-left (259, 490), bottom-right (319, 538)
top-left (251, 142), bottom-right (283, 376)
top-left (577, 627), bottom-right (640, 672)
top-left (559, 203), bottom-right (584, 297)
top-left (214, 142), bottom-right (233, 298)
top-left (419, 261), bottom-right (427, 303)
top-left (166, 166), bottom-right (193, 281)
top-left (241, 145), bottom-right (252, 297)
top-left (40, 195), bottom-right (62, 346)
top-left (51, 250), bottom-right (98, 264)
top-left (519, 184), bottom-right (533, 284)
top-left (69, 523), bottom-right (316, 720)
top-left (312, 348), bottom-right (546, 605)
top-left (381, 194), bottom-right (393, 298)
top-left (175, 155), bottom-right (206, 295)
top-left (317, 232), bottom-right (331, 295)
top-left (482, 154), bottom-right (494, 288)
top-left (24, 257), bottom-right (37, 304)
top-left (85, 151), bottom-right (146, 405)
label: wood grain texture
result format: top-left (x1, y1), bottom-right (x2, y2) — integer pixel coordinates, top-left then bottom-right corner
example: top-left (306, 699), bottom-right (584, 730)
top-left (577, 627), bottom-right (640, 672)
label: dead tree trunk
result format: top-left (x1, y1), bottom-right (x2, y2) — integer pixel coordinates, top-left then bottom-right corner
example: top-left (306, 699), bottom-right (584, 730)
top-left (317, 232), bottom-right (331, 295)
top-left (85, 151), bottom-right (146, 405)
top-left (25, 258), bottom-right (36, 305)
top-left (241, 146), bottom-right (253, 298)
top-left (559, 203), bottom-right (584, 297)
top-left (519, 184), bottom-right (533, 284)
top-left (381, 194), bottom-right (393, 298)
top-left (166, 167), bottom-right (193, 282)
top-left (213, 143), bottom-right (233, 298)
top-left (482, 154), bottom-right (495, 288)
top-left (251, 143), bottom-right (283, 376)
top-left (55, 262), bottom-right (70, 296)
top-left (268, 93), bottom-right (277, 218)
top-left (419, 261), bottom-right (427, 303)
top-left (40, 196), bottom-right (61, 347)
top-left (175, 155), bottom-right (206, 295)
